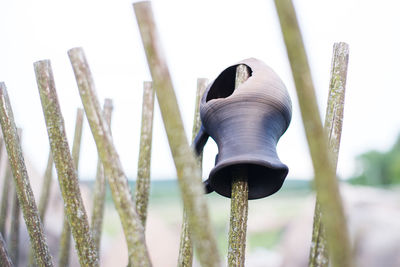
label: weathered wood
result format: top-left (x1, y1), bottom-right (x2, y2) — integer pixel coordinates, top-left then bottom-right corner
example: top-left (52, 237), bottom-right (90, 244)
top-left (0, 232), bottom-right (13, 267)
top-left (178, 78), bottom-right (208, 267)
top-left (0, 82), bottom-right (54, 267)
top-left (58, 108), bottom-right (85, 267)
top-left (91, 98), bottom-right (113, 257)
top-left (227, 65), bottom-right (250, 267)
top-left (58, 216), bottom-right (71, 267)
top-left (28, 151), bottom-right (54, 267)
top-left (0, 160), bottom-right (12, 237)
top-left (309, 42), bottom-right (350, 267)
top-left (273, 1), bottom-right (353, 267)
top-left (34, 61), bottom-right (98, 267)
top-left (135, 81), bottom-right (155, 227)
top-left (38, 153), bottom-right (54, 222)
top-left (68, 47), bottom-right (151, 267)
top-left (8, 185), bottom-right (20, 266)
top-left (133, 2), bottom-right (221, 266)
top-left (9, 129), bottom-right (22, 266)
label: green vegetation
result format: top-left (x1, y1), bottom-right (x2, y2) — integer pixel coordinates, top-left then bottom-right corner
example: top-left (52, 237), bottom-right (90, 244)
top-left (350, 135), bottom-right (400, 186)
top-left (248, 230), bottom-right (284, 250)
top-left (83, 178), bottom-right (311, 255)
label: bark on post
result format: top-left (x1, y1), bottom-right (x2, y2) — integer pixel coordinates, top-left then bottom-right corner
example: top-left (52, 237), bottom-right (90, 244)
top-left (0, 82), bottom-right (54, 267)
top-left (58, 108), bottom-right (85, 267)
top-left (91, 98), bottom-right (113, 256)
top-left (8, 186), bottom-right (20, 265)
top-left (309, 42), bottom-right (349, 267)
top-left (0, 161), bottom-right (12, 236)
top-left (273, 1), bottom-right (353, 267)
top-left (135, 81), bottom-right (155, 227)
top-left (38, 153), bottom-right (54, 222)
top-left (68, 47), bottom-right (151, 267)
top-left (34, 61), bottom-right (98, 267)
top-left (0, 232), bottom-right (13, 267)
top-left (133, 2), bottom-right (221, 266)
top-left (178, 78), bottom-right (208, 267)
top-left (227, 65), bottom-right (250, 267)
top-left (9, 129), bottom-right (22, 266)
top-left (28, 151), bottom-right (54, 267)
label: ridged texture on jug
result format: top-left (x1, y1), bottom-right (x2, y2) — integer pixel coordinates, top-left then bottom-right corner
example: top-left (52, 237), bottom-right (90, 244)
top-left (198, 58), bottom-right (292, 199)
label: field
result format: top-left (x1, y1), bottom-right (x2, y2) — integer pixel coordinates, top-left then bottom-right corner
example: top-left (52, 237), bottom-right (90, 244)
top-left (96, 179), bottom-right (312, 266)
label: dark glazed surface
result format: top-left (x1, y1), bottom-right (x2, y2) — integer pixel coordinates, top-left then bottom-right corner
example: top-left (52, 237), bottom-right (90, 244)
top-left (194, 58), bottom-right (292, 199)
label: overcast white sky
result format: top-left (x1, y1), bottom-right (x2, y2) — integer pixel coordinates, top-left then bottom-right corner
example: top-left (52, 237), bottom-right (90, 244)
top-left (0, 0), bottom-right (399, 181)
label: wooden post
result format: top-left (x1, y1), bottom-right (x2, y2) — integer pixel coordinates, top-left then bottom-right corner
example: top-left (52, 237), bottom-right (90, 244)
top-left (58, 108), bottom-right (85, 267)
top-left (273, 1), bottom-right (353, 266)
top-left (133, 2), bottom-right (221, 266)
top-left (38, 152), bottom-right (54, 222)
top-left (8, 185), bottom-right (20, 266)
top-left (34, 60), bottom-right (98, 267)
top-left (309, 42), bottom-right (350, 267)
top-left (9, 129), bottom-right (22, 266)
top-left (0, 232), bottom-right (14, 267)
top-left (68, 47), bottom-right (151, 267)
top-left (0, 160), bottom-right (12, 236)
top-left (227, 65), bottom-right (250, 267)
top-left (178, 78), bottom-right (208, 267)
top-left (0, 82), bottom-right (54, 266)
top-left (135, 81), bottom-right (155, 227)
top-left (91, 98), bottom-right (113, 256)
top-left (28, 151), bottom-right (54, 266)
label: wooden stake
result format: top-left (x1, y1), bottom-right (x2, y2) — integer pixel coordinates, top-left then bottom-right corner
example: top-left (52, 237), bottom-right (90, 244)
top-left (227, 65), bottom-right (250, 267)
top-left (0, 160), bottom-right (12, 237)
top-left (91, 98), bottom-right (113, 256)
top-left (178, 78), bottom-right (208, 267)
top-left (273, 1), bottom-right (353, 266)
top-left (0, 82), bottom-right (54, 266)
top-left (34, 61), bottom-right (98, 267)
top-left (133, 2), bottom-right (221, 266)
top-left (28, 151), bottom-right (53, 267)
top-left (58, 108), bottom-right (85, 267)
top-left (8, 185), bottom-right (20, 266)
top-left (9, 129), bottom-right (22, 266)
top-left (0, 232), bottom-right (13, 267)
top-left (38, 153), bottom-right (54, 222)
top-left (135, 81), bottom-right (155, 227)
top-left (309, 42), bottom-right (350, 267)
top-left (68, 47), bottom-right (151, 267)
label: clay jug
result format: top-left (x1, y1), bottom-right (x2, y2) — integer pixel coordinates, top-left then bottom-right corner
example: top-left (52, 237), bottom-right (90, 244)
top-left (193, 58), bottom-right (292, 199)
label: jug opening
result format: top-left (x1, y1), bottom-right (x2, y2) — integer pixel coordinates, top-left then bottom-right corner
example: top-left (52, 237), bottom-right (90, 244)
top-left (209, 163), bottom-right (287, 199)
top-left (206, 64), bottom-right (252, 102)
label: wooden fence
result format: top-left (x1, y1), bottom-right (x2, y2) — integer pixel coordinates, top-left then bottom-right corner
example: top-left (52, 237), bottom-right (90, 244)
top-left (0, 1), bottom-right (352, 267)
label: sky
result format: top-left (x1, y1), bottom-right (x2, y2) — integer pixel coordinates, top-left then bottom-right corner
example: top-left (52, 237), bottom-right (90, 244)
top-left (0, 0), bottom-right (399, 181)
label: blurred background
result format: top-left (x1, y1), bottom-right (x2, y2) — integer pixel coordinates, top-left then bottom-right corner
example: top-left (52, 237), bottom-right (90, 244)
top-left (1, 0), bottom-right (400, 266)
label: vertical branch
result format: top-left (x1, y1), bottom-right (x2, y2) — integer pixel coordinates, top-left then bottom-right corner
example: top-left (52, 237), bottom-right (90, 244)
top-left (58, 108), bottom-right (85, 267)
top-left (8, 185), bottom-right (20, 266)
top-left (0, 232), bottom-right (13, 267)
top-left (34, 61), bottom-right (98, 267)
top-left (178, 78), bottom-right (208, 267)
top-left (9, 129), bottom-right (22, 266)
top-left (133, 3), bottom-right (220, 266)
top-left (227, 65), bottom-right (250, 267)
top-left (68, 47), bottom-right (151, 266)
top-left (273, 1), bottom-right (353, 267)
top-left (135, 81), bottom-right (155, 227)
top-left (91, 98), bottom-right (113, 256)
top-left (309, 42), bottom-right (349, 267)
top-left (38, 152), bottom-right (54, 222)
top-left (0, 82), bottom-right (54, 266)
top-left (29, 151), bottom-right (54, 267)
top-left (0, 161), bottom-right (12, 236)
top-left (58, 216), bottom-right (71, 267)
